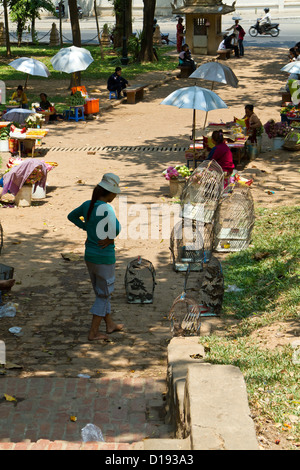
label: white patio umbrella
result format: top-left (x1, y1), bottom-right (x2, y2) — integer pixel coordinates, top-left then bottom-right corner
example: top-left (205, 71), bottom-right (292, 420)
top-left (50, 46), bottom-right (94, 74)
top-left (189, 62), bottom-right (238, 127)
top-left (9, 57), bottom-right (50, 88)
top-left (281, 61), bottom-right (300, 74)
top-left (160, 86), bottom-right (228, 167)
top-left (2, 108), bottom-right (35, 124)
top-left (189, 62), bottom-right (239, 89)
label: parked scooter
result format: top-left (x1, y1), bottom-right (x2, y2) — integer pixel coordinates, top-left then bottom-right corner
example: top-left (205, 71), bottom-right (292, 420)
top-left (249, 19), bottom-right (280, 37)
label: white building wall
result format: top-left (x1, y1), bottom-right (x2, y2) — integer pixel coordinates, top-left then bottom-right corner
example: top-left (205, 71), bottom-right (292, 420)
top-left (50, 0), bottom-right (300, 18)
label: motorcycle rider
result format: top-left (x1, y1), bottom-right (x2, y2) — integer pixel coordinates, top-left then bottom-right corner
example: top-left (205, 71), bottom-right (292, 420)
top-left (259, 8), bottom-right (271, 34)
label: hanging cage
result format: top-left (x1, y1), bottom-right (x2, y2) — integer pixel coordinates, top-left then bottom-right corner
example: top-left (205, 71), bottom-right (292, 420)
top-left (198, 256), bottom-right (224, 315)
top-left (169, 219), bottom-right (204, 272)
top-left (213, 183), bottom-right (255, 252)
top-left (168, 268), bottom-right (201, 336)
top-left (180, 160), bottom-right (224, 223)
top-left (125, 257), bottom-right (156, 304)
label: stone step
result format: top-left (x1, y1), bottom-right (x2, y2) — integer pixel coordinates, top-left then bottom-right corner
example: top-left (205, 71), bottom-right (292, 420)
top-left (143, 437), bottom-right (191, 451)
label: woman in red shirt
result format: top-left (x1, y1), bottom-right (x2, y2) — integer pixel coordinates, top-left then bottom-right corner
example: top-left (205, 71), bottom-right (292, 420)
top-left (206, 130), bottom-right (235, 175)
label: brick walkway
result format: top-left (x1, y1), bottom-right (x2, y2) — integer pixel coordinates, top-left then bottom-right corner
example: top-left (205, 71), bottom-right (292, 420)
top-left (0, 376), bottom-right (172, 448)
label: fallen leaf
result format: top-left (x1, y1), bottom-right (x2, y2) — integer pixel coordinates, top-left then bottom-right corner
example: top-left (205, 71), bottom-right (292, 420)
top-left (5, 362), bottom-right (23, 370)
top-left (61, 253), bottom-right (81, 262)
top-left (4, 394), bottom-right (17, 402)
top-left (70, 416), bottom-right (77, 422)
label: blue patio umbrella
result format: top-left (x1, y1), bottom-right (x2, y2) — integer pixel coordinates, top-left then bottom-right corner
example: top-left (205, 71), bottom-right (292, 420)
top-left (160, 85), bottom-right (228, 145)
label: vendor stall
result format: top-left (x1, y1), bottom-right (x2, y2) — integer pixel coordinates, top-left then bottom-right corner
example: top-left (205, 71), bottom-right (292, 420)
top-left (9, 127), bottom-right (49, 158)
top-left (185, 121), bottom-right (248, 167)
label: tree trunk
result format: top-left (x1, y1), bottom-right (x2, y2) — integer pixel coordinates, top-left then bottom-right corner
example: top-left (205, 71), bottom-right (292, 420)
top-left (68, 0), bottom-right (82, 87)
top-left (31, 15), bottom-right (36, 44)
top-left (139, 0), bottom-right (156, 62)
top-left (113, 0), bottom-right (132, 49)
top-left (3, 0), bottom-right (11, 58)
top-left (94, 0), bottom-right (104, 59)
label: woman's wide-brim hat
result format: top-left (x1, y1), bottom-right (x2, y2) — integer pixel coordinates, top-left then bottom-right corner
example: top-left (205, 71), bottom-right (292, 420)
top-left (98, 173), bottom-right (121, 194)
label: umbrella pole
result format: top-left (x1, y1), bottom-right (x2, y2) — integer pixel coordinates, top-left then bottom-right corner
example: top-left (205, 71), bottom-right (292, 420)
top-left (24, 74), bottom-right (29, 90)
top-left (193, 109), bottom-right (196, 169)
top-left (203, 82), bottom-right (214, 129)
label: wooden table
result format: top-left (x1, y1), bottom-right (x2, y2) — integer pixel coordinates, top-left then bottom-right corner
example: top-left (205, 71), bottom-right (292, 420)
top-left (126, 84), bottom-right (148, 104)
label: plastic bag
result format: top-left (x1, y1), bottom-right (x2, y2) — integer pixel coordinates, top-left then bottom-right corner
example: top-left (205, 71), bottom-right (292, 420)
top-left (81, 423), bottom-right (105, 442)
top-left (0, 302), bottom-right (17, 318)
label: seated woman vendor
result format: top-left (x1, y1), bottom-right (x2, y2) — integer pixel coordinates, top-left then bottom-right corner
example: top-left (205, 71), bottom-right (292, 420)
top-left (11, 85), bottom-right (29, 109)
top-left (205, 130), bottom-right (234, 175)
top-left (38, 93), bottom-right (62, 123)
top-left (244, 104), bottom-right (262, 142)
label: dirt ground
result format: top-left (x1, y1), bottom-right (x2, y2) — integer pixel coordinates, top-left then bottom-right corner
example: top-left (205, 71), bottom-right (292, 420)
top-left (0, 47), bottom-right (300, 449)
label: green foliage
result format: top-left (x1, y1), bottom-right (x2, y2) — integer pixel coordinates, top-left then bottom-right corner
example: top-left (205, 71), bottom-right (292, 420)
top-left (0, 44), bottom-right (178, 82)
top-left (67, 91), bottom-right (85, 106)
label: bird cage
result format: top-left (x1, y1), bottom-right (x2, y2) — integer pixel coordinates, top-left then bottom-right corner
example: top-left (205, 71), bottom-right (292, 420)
top-left (203, 223), bottom-right (214, 263)
top-left (180, 160), bottom-right (224, 223)
top-left (125, 257), bottom-right (156, 303)
top-left (169, 219), bottom-right (204, 272)
top-left (213, 183), bottom-right (255, 252)
top-left (168, 269), bottom-right (201, 336)
top-left (198, 256), bottom-right (224, 315)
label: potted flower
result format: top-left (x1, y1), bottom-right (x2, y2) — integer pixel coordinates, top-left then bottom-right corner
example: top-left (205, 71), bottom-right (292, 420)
top-left (264, 120), bottom-right (290, 150)
top-left (163, 165), bottom-right (191, 197)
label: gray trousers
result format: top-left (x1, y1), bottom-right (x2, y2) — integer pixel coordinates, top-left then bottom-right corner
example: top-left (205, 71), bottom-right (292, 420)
top-left (85, 261), bottom-right (115, 317)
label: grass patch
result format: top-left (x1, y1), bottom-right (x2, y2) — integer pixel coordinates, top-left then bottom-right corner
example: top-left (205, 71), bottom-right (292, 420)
top-left (0, 44), bottom-right (178, 114)
top-left (199, 205), bottom-right (300, 446)
top-left (0, 44), bottom-right (178, 82)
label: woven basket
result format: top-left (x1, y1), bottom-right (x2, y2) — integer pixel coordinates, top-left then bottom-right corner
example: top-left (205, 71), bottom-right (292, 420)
top-left (283, 140), bottom-right (300, 151)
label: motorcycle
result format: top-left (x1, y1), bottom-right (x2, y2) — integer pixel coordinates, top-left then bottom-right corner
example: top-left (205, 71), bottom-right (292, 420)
top-left (249, 19), bottom-right (280, 37)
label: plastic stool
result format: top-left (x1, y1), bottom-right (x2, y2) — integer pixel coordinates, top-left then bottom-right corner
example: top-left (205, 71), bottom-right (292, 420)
top-left (68, 105), bottom-right (85, 122)
top-left (109, 91), bottom-right (118, 100)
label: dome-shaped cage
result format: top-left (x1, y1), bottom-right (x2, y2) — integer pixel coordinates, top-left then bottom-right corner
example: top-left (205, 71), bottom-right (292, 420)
top-left (180, 160), bottom-right (224, 223)
top-left (198, 256), bottom-right (224, 315)
top-left (168, 293), bottom-right (201, 337)
top-left (213, 183), bottom-right (255, 252)
top-left (125, 257), bottom-right (156, 303)
top-left (169, 219), bottom-right (204, 272)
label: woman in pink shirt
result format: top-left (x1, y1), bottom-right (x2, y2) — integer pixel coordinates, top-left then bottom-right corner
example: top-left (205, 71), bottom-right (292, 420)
top-left (206, 130), bottom-right (235, 175)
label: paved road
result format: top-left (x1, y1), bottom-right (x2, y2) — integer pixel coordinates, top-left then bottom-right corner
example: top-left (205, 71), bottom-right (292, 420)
top-left (4, 15), bottom-right (300, 49)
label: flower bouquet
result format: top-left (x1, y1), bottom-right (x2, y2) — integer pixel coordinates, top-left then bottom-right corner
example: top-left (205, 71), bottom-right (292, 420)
top-left (25, 113), bottom-right (45, 128)
top-left (264, 120), bottom-right (290, 139)
top-left (162, 165), bottom-right (191, 181)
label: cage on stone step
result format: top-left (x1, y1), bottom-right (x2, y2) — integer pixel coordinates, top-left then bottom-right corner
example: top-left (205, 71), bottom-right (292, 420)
top-left (168, 292), bottom-right (201, 337)
top-left (125, 257), bottom-right (156, 303)
top-left (170, 219), bottom-right (204, 272)
top-left (198, 256), bottom-right (224, 315)
top-left (180, 159), bottom-right (224, 223)
top-left (213, 183), bottom-right (255, 252)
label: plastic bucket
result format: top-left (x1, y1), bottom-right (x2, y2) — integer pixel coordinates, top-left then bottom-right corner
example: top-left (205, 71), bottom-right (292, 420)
top-left (84, 99), bottom-right (99, 114)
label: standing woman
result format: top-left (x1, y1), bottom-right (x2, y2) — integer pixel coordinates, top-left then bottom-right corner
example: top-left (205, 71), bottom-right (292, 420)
top-left (68, 173), bottom-right (123, 341)
top-left (176, 17), bottom-right (185, 53)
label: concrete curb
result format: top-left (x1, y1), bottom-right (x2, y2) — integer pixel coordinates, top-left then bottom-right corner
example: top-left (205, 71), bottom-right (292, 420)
top-left (145, 337), bottom-right (259, 450)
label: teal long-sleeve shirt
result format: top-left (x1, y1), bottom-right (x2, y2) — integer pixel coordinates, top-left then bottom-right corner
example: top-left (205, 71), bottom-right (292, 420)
top-left (67, 200), bottom-right (121, 265)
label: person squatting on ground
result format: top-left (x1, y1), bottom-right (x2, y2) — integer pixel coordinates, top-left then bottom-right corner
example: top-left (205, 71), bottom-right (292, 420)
top-left (107, 67), bottom-right (130, 99)
top-left (178, 44), bottom-right (196, 71)
top-left (68, 173), bottom-right (123, 341)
